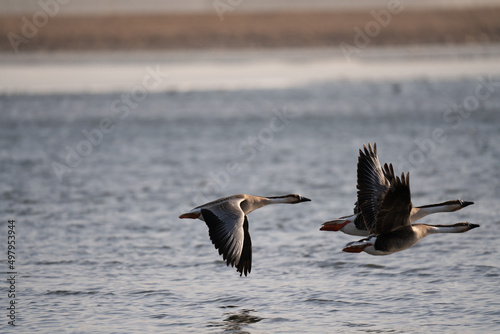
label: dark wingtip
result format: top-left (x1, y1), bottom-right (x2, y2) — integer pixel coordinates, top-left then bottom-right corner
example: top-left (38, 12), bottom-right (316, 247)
top-left (363, 142), bottom-right (376, 156)
top-left (300, 196), bottom-right (312, 202)
top-left (238, 267), bottom-right (250, 277)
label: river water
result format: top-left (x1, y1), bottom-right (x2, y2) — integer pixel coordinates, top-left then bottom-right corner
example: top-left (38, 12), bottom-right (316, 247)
top-left (1, 46), bottom-right (500, 333)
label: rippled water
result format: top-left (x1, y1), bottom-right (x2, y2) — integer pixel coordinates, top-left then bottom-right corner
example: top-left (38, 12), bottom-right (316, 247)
top-left (1, 63), bottom-right (500, 333)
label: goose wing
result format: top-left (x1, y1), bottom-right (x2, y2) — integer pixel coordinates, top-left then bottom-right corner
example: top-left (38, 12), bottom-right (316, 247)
top-left (200, 199), bottom-right (251, 276)
top-left (373, 172), bottom-right (412, 234)
top-left (352, 201), bottom-right (368, 231)
top-left (356, 143), bottom-right (391, 233)
top-left (237, 215), bottom-right (252, 276)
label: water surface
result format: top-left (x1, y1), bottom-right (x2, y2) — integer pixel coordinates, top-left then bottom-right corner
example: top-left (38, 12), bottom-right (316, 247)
top-left (1, 49), bottom-right (500, 333)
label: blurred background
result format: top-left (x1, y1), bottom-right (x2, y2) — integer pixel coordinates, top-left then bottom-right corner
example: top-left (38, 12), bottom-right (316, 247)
top-left (1, 0), bottom-right (500, 51)
top-left (1, 0), bottom-right (500, 93)
top-left (1, 1), bottom-right (500, 333)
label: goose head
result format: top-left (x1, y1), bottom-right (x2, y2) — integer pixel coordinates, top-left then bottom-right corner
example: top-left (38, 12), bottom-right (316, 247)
top-left (445, 199), bottom-right (474, 211)
top-left (424, 221), bottom-right (480, 234)
top-left (267, 194), bottom-right (311, 204)
top-left (451, 221), bottom-right (480, 232)
top-left (417, 199), bottom-right (474, 212)
top-left (455, 199), bottom-right (474, 210)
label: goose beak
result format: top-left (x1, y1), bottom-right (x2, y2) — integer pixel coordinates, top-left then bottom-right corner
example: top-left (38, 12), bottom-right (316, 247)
top-left (460, 200), bottom-right (474, 208)
top-left (300, 196), bottom-right (311, 202)
top-left (468, 223), bottom-right (480, 230)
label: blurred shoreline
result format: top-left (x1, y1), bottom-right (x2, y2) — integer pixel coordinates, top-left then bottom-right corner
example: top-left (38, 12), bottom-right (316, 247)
top-left (1, 7), bottom-right (500, 52)
top-left (2, 0), bottom-right (499, 15)
top-left (2, 44), bottom-right (500, 95)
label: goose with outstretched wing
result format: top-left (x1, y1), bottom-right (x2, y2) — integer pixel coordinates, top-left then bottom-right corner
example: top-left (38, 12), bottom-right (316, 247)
top-left (180, 194), bottom-right (311, 275)
top-left (320, 143), bottom-right (473, 236)
top-left (341, 143), bottom-right (478, 255)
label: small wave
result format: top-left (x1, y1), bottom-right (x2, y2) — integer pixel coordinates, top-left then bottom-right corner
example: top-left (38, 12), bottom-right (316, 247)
top-left (361, 263), bottom-right (386, 269)
top-left (343, 321), bottom-right (373, 328)
top-left (306, 297), bottom-right (373, 306)
top-left (316, 260), bottom-right (349, 268)
top-left (305, 298), bottom-right (336, 305)
top-left (130, 289), bottom-right (174, 297)
top-left (45, 290), bottom-right (98, 296)
top-left (400, 267), bottom-right (433, 276)
top-left (210, 296), bottom-right (249, 305)
top-left (150, 314), bottom-right (168, 319)
top-left (35, 260), bottom-right (74, 265)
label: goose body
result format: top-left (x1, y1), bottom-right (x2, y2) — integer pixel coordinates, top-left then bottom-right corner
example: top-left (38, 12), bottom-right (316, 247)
top-left (322, 200), bottom-right (473, 237)
top-left (320, 143), bottom-right (473, 236)
top-left (340, 143), bottom-right (479, 255)
top-left (179, 193), bottom-right (311, 276)
top-left (343, 222), bottom-right (480, 255)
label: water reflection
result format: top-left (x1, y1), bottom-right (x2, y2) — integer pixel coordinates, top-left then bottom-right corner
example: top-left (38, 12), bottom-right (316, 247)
top-left (207, 308), bottom-right (263, 333)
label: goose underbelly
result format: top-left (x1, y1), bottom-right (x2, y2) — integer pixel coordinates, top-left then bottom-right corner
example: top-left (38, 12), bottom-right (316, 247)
top-left (372, 229), bottom-right (421, 255)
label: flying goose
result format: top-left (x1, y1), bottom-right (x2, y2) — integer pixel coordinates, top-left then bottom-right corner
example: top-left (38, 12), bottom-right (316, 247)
top-left (179, 194), bottom-right (311, 276)
top-left (320, 143), bottom-right (473, 236)
top-left (342, 143), bottom-right (479, 255)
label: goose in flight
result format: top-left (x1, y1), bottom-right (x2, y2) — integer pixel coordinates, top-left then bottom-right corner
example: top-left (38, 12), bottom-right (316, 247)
top-left (342, 143), bottom-right (479, 255)
top-left (179, 194), bottom-right (311, 276)
top-left (320, 143), bottom-right (473, 236)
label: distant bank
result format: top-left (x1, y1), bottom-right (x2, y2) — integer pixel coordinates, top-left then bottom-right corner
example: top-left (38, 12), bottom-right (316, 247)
top-left (2, 0), bottom-right (499, 15)
top-left (1, 5), bottom-right (499, 52)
